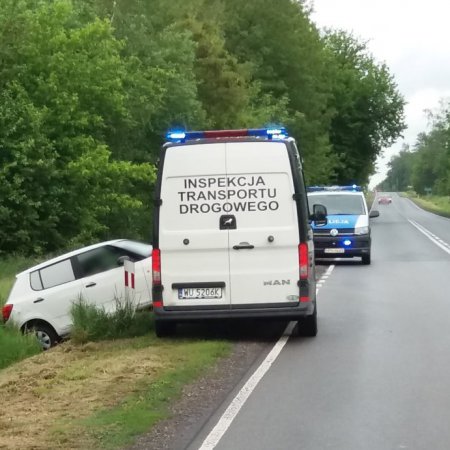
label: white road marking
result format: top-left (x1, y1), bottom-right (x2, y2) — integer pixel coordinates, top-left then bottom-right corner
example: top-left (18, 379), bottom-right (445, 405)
top-left (409, 220), bottom-right (450, 256)
top-left (198, 265), bottom-right (335, 450)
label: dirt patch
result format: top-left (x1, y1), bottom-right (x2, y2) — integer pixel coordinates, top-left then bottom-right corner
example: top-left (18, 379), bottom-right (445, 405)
top-left (0, 338), bottom-right (168, 450)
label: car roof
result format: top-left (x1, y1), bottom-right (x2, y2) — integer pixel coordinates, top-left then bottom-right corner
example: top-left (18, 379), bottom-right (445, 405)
top-left (18, 239), bottom-right (127, 275)
top-left (308, 191), bottom-right (364, 196)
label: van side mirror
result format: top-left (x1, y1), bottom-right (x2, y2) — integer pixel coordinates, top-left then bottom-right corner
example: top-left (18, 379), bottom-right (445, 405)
top-left (311, 204), bottom-right (327, 226)
top-left (369, 210), bottom-right (380, 218)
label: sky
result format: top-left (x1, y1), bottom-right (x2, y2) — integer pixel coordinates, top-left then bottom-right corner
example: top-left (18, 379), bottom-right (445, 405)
top-left (310, 0), bottom-right (450, 188)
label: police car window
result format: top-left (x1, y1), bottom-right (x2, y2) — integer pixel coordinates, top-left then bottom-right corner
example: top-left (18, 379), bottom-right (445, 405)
top-left (309, 194), bottom-right (365, 215)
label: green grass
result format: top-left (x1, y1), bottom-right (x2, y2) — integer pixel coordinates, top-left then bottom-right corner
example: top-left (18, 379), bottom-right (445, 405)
top-left (0, 257), bottom-right (42, 369)
top-left (403, 193), bottom-right (450, 218)
top-left (71, 297), bottom-right (153, 344)
top-left (64, 338), bottom-right (231, 450)
top-left (0, 324), bottom-right (41, 369)
top-left (0, 256), bottom-right (36, 305)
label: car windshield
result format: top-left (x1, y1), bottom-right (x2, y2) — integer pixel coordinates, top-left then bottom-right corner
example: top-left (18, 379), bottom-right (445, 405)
top-left (309, 194), bottom-right (365, 215)
top-left (114, 240), bottom-right (152, 257)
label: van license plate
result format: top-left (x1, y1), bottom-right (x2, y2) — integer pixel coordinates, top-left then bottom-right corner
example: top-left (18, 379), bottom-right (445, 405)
top-left (324, 248), bottom-right (345, 254)
top-left (178, 288), bottom-right (222, 299)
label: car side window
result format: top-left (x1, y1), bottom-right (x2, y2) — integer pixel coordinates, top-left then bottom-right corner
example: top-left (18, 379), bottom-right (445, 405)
top-left (76, 246), bottom-right (124, 278)
top-left (38, 259), bottom-right (76, 290)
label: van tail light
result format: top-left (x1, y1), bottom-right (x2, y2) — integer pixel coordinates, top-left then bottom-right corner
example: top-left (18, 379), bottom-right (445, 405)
top-left (152, 249), bottom-right (161, 285)
top-left (2, 304), bottom-right (13, 322)
top-left (299, 243), bottom-right (309, 280)
top-left (152, 249), bottom-right (163, 308)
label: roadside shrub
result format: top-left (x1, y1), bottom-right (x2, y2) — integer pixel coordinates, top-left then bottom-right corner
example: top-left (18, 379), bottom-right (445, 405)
top-left (71, 296), bottom-right (152, 344)
top-left (0, 324), bottom-right (41, 369)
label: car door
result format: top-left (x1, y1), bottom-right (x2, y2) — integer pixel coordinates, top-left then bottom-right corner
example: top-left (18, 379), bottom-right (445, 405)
top-left (30, 259), bottom-right (83, 335)
top-left (75, 246), bottom-right (126, 313)
top-left (225, 141), bottom-right (300, 306)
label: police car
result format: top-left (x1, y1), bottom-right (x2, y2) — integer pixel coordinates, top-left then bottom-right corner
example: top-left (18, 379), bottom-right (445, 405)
top-left (307, 186), bottom-right (379, 265)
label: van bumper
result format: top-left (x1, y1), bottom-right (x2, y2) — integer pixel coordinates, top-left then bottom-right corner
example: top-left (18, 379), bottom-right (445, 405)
top-left (153, 301), bottom-right (315, 322)
top-left (313, 235), bottom-right (370, 258)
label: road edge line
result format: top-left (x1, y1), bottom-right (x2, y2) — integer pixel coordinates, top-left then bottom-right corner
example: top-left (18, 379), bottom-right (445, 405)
top-left (198, 265), bottom-right (335, 450)
top-left (408, 220), bottom-right (450, 256)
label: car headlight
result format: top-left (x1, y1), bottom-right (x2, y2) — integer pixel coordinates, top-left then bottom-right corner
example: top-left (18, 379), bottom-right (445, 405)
top-left (355, 226), bottom-right (369, 235)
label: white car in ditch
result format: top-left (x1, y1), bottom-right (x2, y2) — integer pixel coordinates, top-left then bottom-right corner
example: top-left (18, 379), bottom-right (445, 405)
top-left (2, 240), bottom-right (152, 349)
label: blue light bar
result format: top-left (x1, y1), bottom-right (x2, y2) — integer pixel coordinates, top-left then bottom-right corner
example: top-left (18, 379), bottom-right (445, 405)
top-left (307, 185), bottom-right (362, 192)
top-left (165, 127), bottom-right (288, 143)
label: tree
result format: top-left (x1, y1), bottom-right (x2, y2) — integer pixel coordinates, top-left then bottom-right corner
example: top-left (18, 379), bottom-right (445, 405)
top-left (0, 0), bottom-right (155, 255)
top-left (324, 31), bottom-right (406, 185)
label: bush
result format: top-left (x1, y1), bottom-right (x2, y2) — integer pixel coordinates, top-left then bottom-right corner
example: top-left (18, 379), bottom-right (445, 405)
top-left (71, 296), bottom-right (152, 344)
top-left (0, 324), bottom-right (41, 369)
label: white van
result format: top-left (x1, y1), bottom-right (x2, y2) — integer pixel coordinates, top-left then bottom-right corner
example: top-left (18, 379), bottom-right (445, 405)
top-left (151, 128), bottom-right (327, 337)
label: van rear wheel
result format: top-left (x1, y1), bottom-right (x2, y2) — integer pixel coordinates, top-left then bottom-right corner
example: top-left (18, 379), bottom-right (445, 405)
top-left (297, 305), bottom-right (317, 337)
top-left (155, 320), bottom-right (176, 338)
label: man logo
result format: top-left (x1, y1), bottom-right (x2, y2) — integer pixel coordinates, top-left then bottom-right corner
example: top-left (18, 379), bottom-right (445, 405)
top-left (330, 228), bottom-right (338, 237)
top-left (264, 280), bottom-right (291, 286)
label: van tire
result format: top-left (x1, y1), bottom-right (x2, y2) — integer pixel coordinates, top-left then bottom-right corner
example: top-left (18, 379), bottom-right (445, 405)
top-left (362, 253), bottom-right (371, 265)
top-left (297, 304), bottom-right (317, 337)
top-left (155, 320), bottom-right (176, 338)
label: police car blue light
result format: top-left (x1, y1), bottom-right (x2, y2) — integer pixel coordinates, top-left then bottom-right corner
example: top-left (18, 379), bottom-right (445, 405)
top-left (343, 239), bottom-right (352, 247)
top-left (307, 185), bottom-right (362, 192)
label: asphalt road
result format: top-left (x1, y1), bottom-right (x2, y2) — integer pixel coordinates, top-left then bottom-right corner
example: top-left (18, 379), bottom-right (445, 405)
top-left (188, 193), bottom-right (450, 450)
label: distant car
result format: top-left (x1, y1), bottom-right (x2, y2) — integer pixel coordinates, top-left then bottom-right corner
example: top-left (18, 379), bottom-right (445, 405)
top-left (378, 196), bottom-right (392, 204)
top-left (2, 240), bottom-right (152, 349)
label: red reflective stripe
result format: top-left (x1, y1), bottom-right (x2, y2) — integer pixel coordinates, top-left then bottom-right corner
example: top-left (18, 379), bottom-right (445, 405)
top-left (124, 271), bottom-right (129, 287)
top-left (153, 301), bottom-right (163, 308)
top-left (300, 296), bottom-right (310, 303)
top-left (131, 273), bottom-right (135, 289)
top-left (203, 129), bottom-right (248, 138)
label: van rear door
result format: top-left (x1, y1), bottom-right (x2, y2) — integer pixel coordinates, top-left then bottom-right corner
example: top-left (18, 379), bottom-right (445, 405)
top-left (159, 143), bottom-right (231, 308)
top-left (225, 142), bottom-right (300, 307)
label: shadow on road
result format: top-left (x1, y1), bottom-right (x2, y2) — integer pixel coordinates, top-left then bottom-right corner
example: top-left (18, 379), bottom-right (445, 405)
top-left (168, 319), bottom-right (288, 343)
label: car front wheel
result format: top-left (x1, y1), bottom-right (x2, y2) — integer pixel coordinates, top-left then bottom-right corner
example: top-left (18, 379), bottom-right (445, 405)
top-left (362, 253), bottom-right (371, 265)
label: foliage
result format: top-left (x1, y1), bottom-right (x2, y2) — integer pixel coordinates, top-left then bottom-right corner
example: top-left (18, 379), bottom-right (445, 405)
top-left (0, 324), bottom-right (41, 370)
top-left (70, 297), bottom-right (152, 344)
top-left (380, 100), bottom-right (449, 195)
top-left (324, 31), bottom-right (406, 184)
top-left (0, 0), bottom-right (155, 256)
top-left (0, 0), bottom-right (405, 256)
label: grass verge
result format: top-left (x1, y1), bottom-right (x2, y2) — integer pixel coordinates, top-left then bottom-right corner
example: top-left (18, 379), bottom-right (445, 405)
top-left (0, 334), bottom-right (231, 450)
top-left (402, 192), bottom-right (450, 218)
top-left (1, 257), bottom-right (42, 369)
top-left (71, 297), bottom-right (151, 343)
top-left (0, 325), bottom-right (41, 369)
top-left (0, 256), bottom-right (34, 305)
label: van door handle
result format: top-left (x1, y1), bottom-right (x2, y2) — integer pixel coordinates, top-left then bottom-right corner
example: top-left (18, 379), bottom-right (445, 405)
top-left (85, 282), bottom-right (97, 288)
top-left (233, 243), bottom-right (255, 250)
top-left (33, 298), bottom-right (44, 303)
